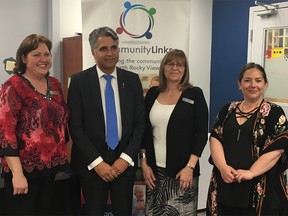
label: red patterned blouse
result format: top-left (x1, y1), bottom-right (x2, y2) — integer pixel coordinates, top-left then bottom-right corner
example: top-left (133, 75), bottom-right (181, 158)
top-left (0, 74), bottom-right (70, 178)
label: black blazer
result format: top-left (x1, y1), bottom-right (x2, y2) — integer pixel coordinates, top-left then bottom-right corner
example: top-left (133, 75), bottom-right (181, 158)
top-left (141, 86), bottom-right (208, 177)
top-left (67, 65), bottom-right (145, 172)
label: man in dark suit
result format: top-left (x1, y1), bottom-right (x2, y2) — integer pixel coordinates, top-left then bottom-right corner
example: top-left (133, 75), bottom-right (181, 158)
top-left (67, 26), bottom-right (145, 216)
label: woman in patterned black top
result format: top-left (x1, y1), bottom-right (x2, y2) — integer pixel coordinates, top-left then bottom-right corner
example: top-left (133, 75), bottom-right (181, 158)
top-left (0, 34), bottom-right (70, 215)
top-left (207, 62), bottom-right (288, 216)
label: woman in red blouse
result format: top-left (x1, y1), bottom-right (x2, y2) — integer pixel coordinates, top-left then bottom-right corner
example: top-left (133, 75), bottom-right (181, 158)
top-left (0, 34), bottom-right (70, 215)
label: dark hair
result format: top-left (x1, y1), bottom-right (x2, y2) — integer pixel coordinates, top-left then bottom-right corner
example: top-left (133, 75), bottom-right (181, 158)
top-left (238, 62), bottom-right (268, 83)
top-left (13, 34), bottom-right (52, 75)
top-left (89, 26), bottom-right (119, 50)
top-left (158, 49), bottom-right (192, 92)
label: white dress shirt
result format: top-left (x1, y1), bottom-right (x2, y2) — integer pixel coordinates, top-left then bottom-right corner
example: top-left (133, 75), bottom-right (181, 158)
top-left (87, 65), bottom-right (134, 170)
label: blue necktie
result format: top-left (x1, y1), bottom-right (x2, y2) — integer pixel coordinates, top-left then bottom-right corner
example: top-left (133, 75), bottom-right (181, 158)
top-left (104, 75), bottom-right (118, 150)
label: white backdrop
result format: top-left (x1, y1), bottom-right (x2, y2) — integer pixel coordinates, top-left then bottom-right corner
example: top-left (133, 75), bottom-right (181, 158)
top-left (82, 0), bottom-right (191, 91)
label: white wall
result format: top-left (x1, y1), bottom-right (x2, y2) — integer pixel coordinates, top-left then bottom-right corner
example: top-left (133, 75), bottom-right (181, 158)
top-left (0, 0), bottom-right (49, 84)
top-left (49, 0), bottom-right (82, 81)
top-left (0, 0), bottom-right (82, 84)
top-left (189, 0), bottom-right (213, 209)
top-left (189, 0), bottom-right (212, 117)
top-left (198, 135), bottom-right (212, 209)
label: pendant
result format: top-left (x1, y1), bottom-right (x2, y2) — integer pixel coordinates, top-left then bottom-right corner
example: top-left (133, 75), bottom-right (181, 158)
top-left (237, 129), bottom-right (241, 141)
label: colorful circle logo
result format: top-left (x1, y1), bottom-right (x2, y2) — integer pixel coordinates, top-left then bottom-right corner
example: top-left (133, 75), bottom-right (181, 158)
top-left (116, 1), bottom-right (156, 39)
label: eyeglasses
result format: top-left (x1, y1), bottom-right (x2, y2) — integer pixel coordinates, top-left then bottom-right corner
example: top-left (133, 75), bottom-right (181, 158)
top-left (165, 63), bottom-right (185, 70)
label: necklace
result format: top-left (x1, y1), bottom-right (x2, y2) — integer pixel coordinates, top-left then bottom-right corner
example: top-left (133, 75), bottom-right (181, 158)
top-left (235, 105), bottom-right (259, 119)
top-left (19, 74), bottom-right (51, 100)
top-left (235, 102), bottom-right (260, 141)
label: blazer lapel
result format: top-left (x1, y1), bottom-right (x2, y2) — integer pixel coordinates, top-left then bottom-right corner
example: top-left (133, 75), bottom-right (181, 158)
top-left (117, 69), bottom-right (127, 133)
top-left (88, 67), bottom-right (105, 126)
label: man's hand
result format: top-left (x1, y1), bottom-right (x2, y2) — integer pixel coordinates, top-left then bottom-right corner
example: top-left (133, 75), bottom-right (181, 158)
top-left (94, 161), bottom-right (118, 182)
top-left (111, 158), bottom-right (129, 175)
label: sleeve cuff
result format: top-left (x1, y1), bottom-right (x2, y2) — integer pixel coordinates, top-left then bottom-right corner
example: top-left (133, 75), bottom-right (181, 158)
top-left (120, 153), bottom-right (134, 167)
top-left (87, 156), bottom-right (103, 170)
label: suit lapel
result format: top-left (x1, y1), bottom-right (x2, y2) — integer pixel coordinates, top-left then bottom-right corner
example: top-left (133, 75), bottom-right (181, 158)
top-left (117, 69), bottom-right (127, 133)
top-left (87, 67), bottom-right (105, 126)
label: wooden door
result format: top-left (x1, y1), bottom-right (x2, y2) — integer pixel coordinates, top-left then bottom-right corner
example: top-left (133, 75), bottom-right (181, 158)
top-left (62, 35), bottom-right (83, 100)
top-left (62, 35), bottom-right (83, 160)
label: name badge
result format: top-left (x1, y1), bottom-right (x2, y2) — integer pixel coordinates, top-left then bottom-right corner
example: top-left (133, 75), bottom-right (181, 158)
top-left (182, 97), bottom-right (194, 104)
top-left (50, 91), bottom-right (60, 95)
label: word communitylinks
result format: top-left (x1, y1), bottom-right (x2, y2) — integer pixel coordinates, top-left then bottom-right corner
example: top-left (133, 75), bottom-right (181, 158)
top-left (119, 45), bottom-right (173, 55)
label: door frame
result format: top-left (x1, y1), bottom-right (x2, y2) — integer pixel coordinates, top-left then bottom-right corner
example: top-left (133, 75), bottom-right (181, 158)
top-left (247, 1), bottom-right (288, 63)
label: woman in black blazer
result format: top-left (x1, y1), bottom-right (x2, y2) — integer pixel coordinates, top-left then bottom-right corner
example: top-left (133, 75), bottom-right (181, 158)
top-left (140, 49), bottom-right (208, 216)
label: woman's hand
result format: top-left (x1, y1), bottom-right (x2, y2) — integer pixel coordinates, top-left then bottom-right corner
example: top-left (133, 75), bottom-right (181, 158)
top-left (5, 156), bottom-right (29, 195)
top-left (220, 165), bottom-right (238, 183)
top-left (12, 173), bottom-right (28, 195)
top-left (235, 169), bottom-right (253, 183)
top-left (141, 161), bottom-right (156, 189)
top-left (176, 166), bottom-right (193, 191)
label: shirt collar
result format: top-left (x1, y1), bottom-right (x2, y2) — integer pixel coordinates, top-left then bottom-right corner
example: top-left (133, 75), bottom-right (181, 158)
top-left (96, 65), bottom-right (117, 80)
